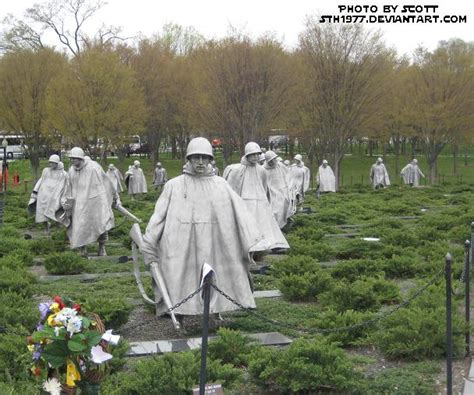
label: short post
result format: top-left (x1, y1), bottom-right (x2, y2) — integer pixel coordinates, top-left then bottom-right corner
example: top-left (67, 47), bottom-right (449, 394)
top-left (199, 271), bottom-right (213, 395)
top-left (471, 222), bottom-right (474, 265)
top-left (445, 252), bottom-right (453, 395)
top-left (465, 240), bottom-right (471, 355)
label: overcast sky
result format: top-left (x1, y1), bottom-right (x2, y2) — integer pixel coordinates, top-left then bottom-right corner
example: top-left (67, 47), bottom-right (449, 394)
top-left (2, 0), bottom-right (473, 57)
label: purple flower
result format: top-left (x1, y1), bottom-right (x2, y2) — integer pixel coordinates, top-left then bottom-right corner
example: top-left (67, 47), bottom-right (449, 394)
top-left (36, 323), bottom-right (44, 331)
top-left (32, 351), bottom-right (41, 361)
top-left (38, 302), bottom-right (51, 321)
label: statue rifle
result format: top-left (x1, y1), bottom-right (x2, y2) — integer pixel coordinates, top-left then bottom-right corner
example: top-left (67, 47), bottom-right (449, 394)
top-left (129, 223), bottom-right (180, 330)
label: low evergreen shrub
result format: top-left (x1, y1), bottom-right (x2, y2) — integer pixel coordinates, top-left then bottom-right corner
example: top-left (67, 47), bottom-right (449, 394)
top-left (366, 362), bottom-right (439, 394)
top-left (0, 327), bottom-right (33, 382)
top-left (310, 309), bottom-right (376, 346)
top-left (0, 291), bottom-right (38, 329)
top-left (81, 295), bottom-right (131, 328)
top-left (320, 276), bottom-right (400, 312)
top-left (248, 338), bottom-right (364, 393)
top-left (372, 285), bottom-right (465, 360)
top-left (330, 259), bottom-right (385, 282)
top-left (278, 271), bottom-right (334, 302)
top-left (0, 266), bottom-right (35, 296)
top-left (208, 328), bottom-right (257, 367)
top-left (44, 252), bottom-right (86, 275)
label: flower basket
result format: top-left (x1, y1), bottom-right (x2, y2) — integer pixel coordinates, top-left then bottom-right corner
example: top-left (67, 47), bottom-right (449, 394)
top-left (28, 296), bottom-right (121, 394)
top-left (61, 384), bottom-right (77, 395)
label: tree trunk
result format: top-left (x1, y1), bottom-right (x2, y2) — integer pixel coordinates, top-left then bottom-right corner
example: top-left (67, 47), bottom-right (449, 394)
top-left (452, 144), bottom-right (458, 175)
top-left (29, 153), bottom-right (40, 183)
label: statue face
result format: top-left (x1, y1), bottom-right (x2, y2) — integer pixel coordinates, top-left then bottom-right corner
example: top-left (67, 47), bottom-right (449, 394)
top-left (188, 154), bottom-right (211, 174)
top-left (72, 158), bottom-right (84, 170)
top-left (246, 153), bottom-right (260, 165)
top-left (49, 162), bottom-right (58, 170)
top-left (267, 159), bottom-right (276, 168)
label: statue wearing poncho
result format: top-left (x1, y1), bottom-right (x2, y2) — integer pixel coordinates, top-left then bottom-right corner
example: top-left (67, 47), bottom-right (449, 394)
top-left (263, 150), bottom-right (292, 228)
top-left (316, 160), bottom-right (336, 193)
top-left (29, 155), bottom-right (69, 227)
top-left (223, 142), bottom-right (289, 251)
top-left (140, 138), bottom-right (268, 315)
top-left (66, 151), bottom-right (117, 251)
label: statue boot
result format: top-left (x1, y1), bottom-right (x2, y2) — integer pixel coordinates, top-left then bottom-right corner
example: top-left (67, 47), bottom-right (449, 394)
top-left (98, 241), bottom-right (107, 256)
top-left (79, 246), bottom-right (88, 258)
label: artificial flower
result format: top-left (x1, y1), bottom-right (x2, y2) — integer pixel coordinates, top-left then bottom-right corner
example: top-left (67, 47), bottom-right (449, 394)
top-left (38, 302), bottom-right (51, 321)
top-left (90, 345), bottom-right (113, 364)
top-left (66, 316), bottom-right (82, 337)
top-left (66, 360), bottom-right (81, 386)
top-left (54, 296), bottom-right (65, 309)
top-left (27, 344), bottom-right (35, 352)
top-left (72, 303), bottom-right (81, 313)
top-left (102, 329), bottom-right (120, 346)
top-left (50, 302), bottom-right (60, 313)
top-left (43, 377), bottom-right (61, 395)
top-left (31, 366), bottom-right (42, 376)
top-left (47, 313), bottom-right (58, 327)
top-left (55, 308), bottom-right (78, 326)
top-left (32, 350), bottom-right (42, 361)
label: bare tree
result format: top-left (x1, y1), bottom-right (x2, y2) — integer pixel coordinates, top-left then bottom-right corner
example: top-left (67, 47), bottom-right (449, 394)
top-left (195, 33), bottom-right (295, 163)
top-left (1, 0), bottom-right (124, 57)
top-left (297, 20), bottom-right (393, 188)
top-left (403, 39), bottom-right (474, 184)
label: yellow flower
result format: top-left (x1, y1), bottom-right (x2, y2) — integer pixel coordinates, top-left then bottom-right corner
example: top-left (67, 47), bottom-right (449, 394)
top-left (47, 313), bottom-right (58, 326)
top-left (27, 344), bottom-right (35, 352)
top-left (50, 303), bottom-right (60, 313)
top-left (66, 360), bottom-right (81, 387)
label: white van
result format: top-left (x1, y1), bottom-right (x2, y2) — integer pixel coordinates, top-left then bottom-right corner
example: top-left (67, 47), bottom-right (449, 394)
top-left (0, 135), bottom-right (27, 159)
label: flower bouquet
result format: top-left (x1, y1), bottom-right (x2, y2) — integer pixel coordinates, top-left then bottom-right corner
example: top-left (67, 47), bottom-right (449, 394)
top-left (28, 296), bottom-right (120, 394)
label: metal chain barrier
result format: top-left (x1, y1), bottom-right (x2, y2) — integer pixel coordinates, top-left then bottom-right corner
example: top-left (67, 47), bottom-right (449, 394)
top-left (117, 285), bottom-right (204, 334)
top-left (211, 269), bottom-right (444, 335)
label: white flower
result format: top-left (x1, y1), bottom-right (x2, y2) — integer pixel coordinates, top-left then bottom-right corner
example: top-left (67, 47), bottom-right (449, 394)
top-left (66, 316), bottom-right (82, 336)
top-left (90, 345), bottom-right (113, 364)
top-left (43, 377), bottom-right (61, 395)
top-left (55, 308), bottom-right (78, 327)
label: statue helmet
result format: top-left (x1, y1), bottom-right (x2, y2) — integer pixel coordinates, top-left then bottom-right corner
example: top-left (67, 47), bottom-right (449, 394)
top-left (322, 159), bottom-right (328, 165)
top-left (283, 160), bottom-right (290, 166)
top-left (294, 154), bottom-right (303, 162)
top-left (244, 142), bottom-right (261, 157)
top-left (48, 154), bottom-right (60, 164)
top-left (133, 160), bottom-right (140, 166)
top-left (412, 159), bottom-right (418, 164)
top-left (156, 162), bottom-right (162, 167)
top-left (108, 163), bottom-right (115, 169)
top-left (69, 147), bottom-right (85, 160)
top-left (265, 150), bottom-right (278, 162)
top-left (186, 137), bottom-right (214, 159)
top-left (377, 157), bottom-right (383, 163)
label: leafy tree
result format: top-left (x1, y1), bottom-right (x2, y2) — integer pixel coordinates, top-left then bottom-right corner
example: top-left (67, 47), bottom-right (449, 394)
top-left (0, 48), bottom-right (66, 179)
top-left (46, 45), bottom-right (146, 161)
top-left (131, 24), bottom-right (203, 163)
